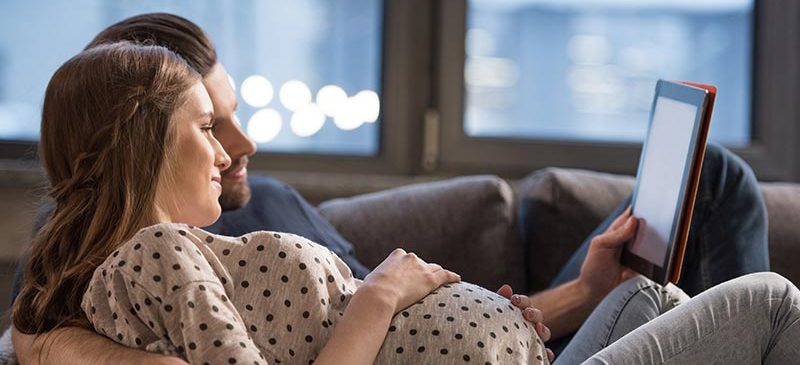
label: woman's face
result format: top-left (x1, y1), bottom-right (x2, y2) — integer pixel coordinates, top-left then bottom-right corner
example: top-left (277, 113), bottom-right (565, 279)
top-left (155, 82), bottom-right (231, 227)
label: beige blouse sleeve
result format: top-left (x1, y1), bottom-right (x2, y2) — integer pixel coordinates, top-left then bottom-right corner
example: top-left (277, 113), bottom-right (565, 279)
top-left (83, 223), bottom-right (270, 365)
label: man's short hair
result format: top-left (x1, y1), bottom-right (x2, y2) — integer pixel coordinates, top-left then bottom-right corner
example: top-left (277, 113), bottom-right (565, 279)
top-left (86, 13), bottom-right (218, 76)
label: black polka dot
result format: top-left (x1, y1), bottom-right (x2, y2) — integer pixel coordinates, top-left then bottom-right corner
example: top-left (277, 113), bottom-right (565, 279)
top-left (278, 251), bottom-right (287, 259)
top-left (463, 354), bottom-right (471, 361)
top-left (257, 245), bottom-right (265, 251)
top-left (396, 347), bottom-right (404, 354)
top-left (327, 275), bottom-right (335, 283)
top-left (388, 325), bottom-right (396, 332)
top-left (222, 249), bottom-right (231, 255)
top-left (286, 324), bottom-right (293, 332)
top-left (409, 329), bottom-right (417, 335)
top-left (206, 236), bottom-right (214, 243)
top-left (238, 260), bottom-right (247, 267)
top-left (250, 325), bottom-right (258, 332)
top-left (153, 275), bottom-right (161, 282)
top-left (174, 245), bottom-right (182, 252)
top-left (133, 265), bottom-right (142, 272)
top-left (477, 341), bottom-right (485, 348)
top-left (241, 236), bottom-right (248, 243)
top-left (152, 252), bottom-right (160, 259)
top-left (273, 233), bottom-right (281, 238)
top-left (154, 231), bottom-right (163, 237)
top-left (305, 335), bottom-right (313, 343)
top-left (172, 264), bottom-right (181, 270)
top-left (199, 285), bottom-right (206, 291)
top-left (432, 329), bottom-right (440, 336)
top-left (263, 290), bottom-right (272, 297)
top-left (226, 323), bottom-right (234, 330)
top-left (214, 340), bottom-right (223, 347)
top-left (188, 301), bottom-right (195, 308)
top-left (300, 287), bottom-right (308, 294)
top-left (455, 333), bottom-right (463, 339)
top-left (284, 300), bottom-right (291, 307)
top-left (440, 349), bottom-right (449, 355)
top-left (200, 323), bottom-right (208, 330)
top-left (189, 342), bottom-right (197, 350)
top-left (241, 281), bottom-right (250, 288)
top-left (281, 275), bottom-right (289, 283)
top-left (260, 265), bottom-right (268, 273)
top-left (299, 263), bottom-right (307, 270)
top-left (418, 346), bottom-right (426, 353)
top-left (268, 338), bottom-right (277, 345)
top-left (506, 347), bottom-right (513, 354)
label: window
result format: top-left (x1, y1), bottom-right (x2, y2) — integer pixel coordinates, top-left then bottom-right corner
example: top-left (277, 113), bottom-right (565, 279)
top-left (0, 0), bottom-right (383, 156)
top-left (464, 0), bottom-right (753, 145)
top-left (436, 0), bottom-right (800, 181)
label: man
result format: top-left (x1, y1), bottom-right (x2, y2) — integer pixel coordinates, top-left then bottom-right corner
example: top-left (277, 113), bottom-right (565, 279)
top-left (10, 13), bottom-right (769, 364)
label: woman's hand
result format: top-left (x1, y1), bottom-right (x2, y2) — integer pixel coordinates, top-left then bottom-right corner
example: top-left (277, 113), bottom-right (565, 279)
top-left (579, 207), bottom-right (639, 298)
top-left (361, 248), bottom-right (461, 314)
top-left (497, 285), bottom-right (555, 363)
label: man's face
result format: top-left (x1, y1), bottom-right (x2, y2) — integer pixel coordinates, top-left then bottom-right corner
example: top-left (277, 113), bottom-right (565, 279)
top-left (202, 63), bottom-right (257, 211)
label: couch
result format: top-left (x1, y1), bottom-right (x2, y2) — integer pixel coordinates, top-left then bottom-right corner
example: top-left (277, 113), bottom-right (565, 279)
top-left (320, 169), bottom-right (800, 294)
top-left (1, 169), bottom-right (797, 364)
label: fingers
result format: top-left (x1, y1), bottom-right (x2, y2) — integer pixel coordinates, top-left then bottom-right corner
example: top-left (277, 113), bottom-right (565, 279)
top-left (496, 284), bottom-right (513, 299)
top-left (432, 269), bottom-right (461, 286)
top-left (523, 307), bottom-right (544, 323)
top-left (510, 294), bottom-right (533, 309)
top-left (546, 348), bottom-right (555, 362)
top-left (535, 322), bottom-right (551, 342)
top-left (593, 216), bottom-right (638, 249)
top-left (609, 206), bottom-right (633, 230)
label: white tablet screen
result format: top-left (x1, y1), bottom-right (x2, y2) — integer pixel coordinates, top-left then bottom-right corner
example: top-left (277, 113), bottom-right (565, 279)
top-left (628, 96), bottom-right (698, 266)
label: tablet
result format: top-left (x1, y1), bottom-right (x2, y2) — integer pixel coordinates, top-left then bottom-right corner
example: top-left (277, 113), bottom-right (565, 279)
top-left (621, 79), bottom-right (716, 285)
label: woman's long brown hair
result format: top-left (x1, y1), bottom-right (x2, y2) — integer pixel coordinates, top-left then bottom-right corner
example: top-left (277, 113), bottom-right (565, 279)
top-left (12, 42), bottom-right (199, 334)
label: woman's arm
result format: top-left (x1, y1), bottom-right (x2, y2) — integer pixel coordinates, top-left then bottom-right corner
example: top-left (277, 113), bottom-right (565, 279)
top-left (12, 325), bottom-right (187, 365)
top-left (315, 248), bottom-right (461, 365)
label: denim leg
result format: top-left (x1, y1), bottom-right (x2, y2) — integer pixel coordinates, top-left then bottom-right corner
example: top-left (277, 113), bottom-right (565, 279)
top-left (580, 272), bottom-right (800, 365)
top-left (554, 275), bottom-right (689, 365)
top-left (544, 143), bottom-right (769, 355)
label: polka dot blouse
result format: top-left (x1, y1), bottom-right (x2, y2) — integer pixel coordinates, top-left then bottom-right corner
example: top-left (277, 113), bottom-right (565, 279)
top-left (82, 223), bottom-right (548, 364)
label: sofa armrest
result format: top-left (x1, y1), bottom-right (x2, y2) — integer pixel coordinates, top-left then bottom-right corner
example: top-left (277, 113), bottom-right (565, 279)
top-left (317, 175), bottom-right (525, 291)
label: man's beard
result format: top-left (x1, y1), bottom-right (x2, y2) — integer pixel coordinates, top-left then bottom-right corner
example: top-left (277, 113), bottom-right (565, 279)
top-left (219, 156), bottom-right (252, 211)
top-left (219, 178), bottom-right (251, 211)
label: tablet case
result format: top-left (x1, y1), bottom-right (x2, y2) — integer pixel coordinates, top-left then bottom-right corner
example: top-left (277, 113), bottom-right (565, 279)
top-left (621, 80), bottom-right (717, 285)
top-left (668, 81), bottom-right (716, 283)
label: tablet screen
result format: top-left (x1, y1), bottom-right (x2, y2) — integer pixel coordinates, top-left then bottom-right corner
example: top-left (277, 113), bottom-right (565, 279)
top-left (628, 96), bottom-right (698, 266)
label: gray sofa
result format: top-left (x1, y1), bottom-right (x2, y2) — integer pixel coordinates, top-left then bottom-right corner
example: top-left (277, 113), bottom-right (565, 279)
top-left (1, 169), bottom-right (797, 364)
top-left (320, 169), bottom-right (800, 293)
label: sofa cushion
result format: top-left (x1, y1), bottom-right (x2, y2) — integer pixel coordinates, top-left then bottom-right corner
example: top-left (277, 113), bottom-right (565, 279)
top-left (318, 175), bottom-right (525, 291)
top-left (517, 168), bottom-right (633, 292)
top-left (517, 168), bottom-right (800, 291)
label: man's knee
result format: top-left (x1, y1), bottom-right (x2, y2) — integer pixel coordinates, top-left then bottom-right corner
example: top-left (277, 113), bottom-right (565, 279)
top-left (738, 272), bottom-right (798, 299)
top-left (703, 142), bottom-right (761, 201)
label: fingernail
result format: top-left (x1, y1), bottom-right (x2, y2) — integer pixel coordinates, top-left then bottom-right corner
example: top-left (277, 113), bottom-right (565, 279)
top-left (511, 295), bottom-right (519, 304)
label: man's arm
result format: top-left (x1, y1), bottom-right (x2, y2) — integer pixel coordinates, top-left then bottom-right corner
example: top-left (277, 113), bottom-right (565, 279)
top-left (527, 209), bottom-right (639, 340)
top-left (12, 326), bottom-right (187, 365)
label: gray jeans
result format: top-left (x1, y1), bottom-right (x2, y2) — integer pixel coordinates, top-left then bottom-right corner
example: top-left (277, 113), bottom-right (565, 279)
top-left (555, 272), bottom-right (800, 365)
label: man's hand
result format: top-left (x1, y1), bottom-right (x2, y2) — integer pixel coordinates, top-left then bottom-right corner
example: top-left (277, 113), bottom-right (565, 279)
top-left (12, 325), bottom-right (188, 365)
top-left (497, 284), bottom-right (555, 363)
top-left (578, 207), bottom-right (639, 298)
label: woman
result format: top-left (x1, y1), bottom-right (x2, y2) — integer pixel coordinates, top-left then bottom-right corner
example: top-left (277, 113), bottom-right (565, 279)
top-left (13, 42), bottom-right (800, 365)
top-left (12, 42), bottom-right (551, 365)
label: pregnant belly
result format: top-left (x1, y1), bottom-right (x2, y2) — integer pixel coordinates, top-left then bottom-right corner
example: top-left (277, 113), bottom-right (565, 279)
top-left (374, 282), bottom-right (548, 365)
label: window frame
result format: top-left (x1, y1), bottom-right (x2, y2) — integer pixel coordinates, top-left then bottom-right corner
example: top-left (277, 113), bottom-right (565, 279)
top-left (0, 0), bottom-right (435, 177)
top-left (434, 0), bottom-right (800, 181)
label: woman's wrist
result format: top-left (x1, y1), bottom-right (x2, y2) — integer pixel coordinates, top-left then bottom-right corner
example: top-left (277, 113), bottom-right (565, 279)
top-left (354, 281), bottom-right (398, 315)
